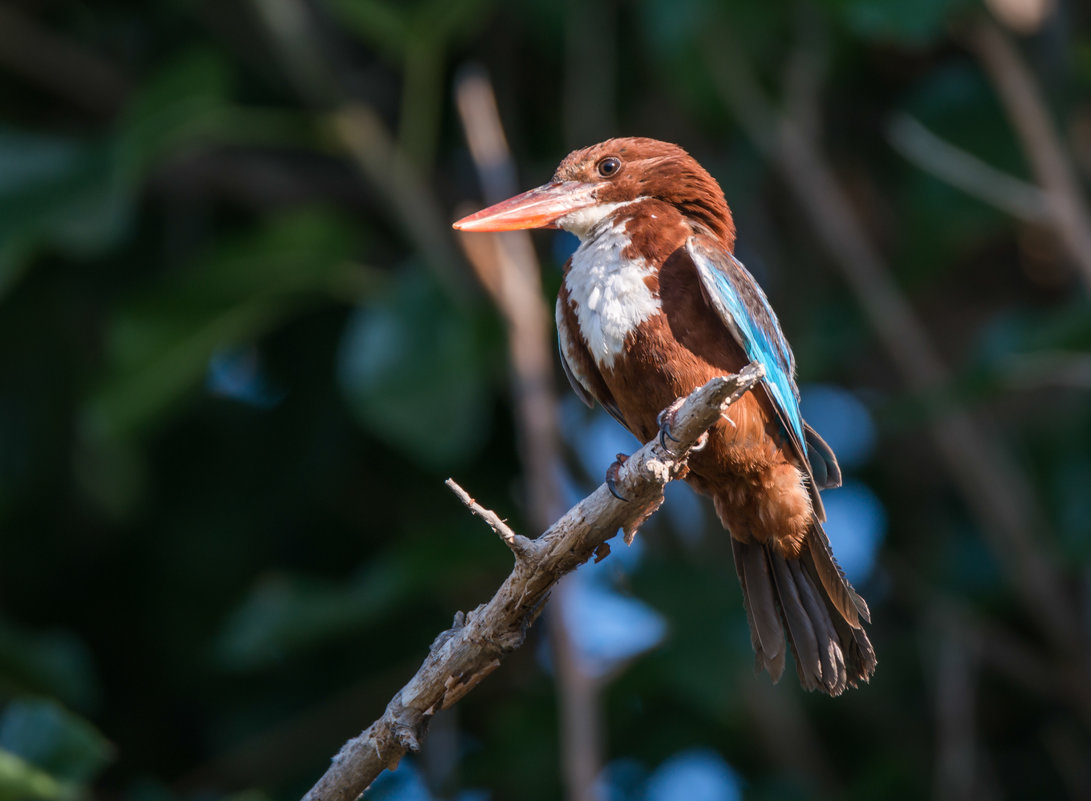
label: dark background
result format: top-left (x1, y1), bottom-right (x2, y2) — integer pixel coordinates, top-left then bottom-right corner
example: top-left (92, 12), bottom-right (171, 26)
top-left (1, 1), bottom-right (1090, 799)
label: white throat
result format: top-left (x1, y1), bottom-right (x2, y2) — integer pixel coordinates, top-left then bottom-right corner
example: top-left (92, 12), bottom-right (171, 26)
top-left (564, 214), bottom-right (661, 369)
top-left (557, 200), bottom-right (627, 239)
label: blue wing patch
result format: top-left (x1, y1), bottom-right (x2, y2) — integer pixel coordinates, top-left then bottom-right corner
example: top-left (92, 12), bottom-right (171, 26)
top-left (686, 238), bottom-right (805, 449)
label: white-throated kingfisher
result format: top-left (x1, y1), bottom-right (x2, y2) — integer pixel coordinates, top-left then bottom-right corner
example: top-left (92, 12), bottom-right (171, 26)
top-left (453, 137), bottom-right (875, 695)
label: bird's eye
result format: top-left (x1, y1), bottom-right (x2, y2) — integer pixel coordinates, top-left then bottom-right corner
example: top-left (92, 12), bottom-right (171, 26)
top-left (596, 156), bottom-right (621, 178)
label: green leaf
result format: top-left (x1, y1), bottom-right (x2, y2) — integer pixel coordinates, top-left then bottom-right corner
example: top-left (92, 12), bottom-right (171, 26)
top-left (0, 50), bottom-right (249, 302)
top-left (323, 0), bottom-right (411, 58)
top-left (638, 0), bottom-right (723, 59)
top-left (337, 268), bottom-right (492, 467)
top-left (83, 212), bottom-right (365, 442)
top-left (216, 556), bottom-right (413, 669)
top-left (819, 0), bottom-right (968, 45)
top-left (115, 48), bottom-right (234, 180)
top-left (0, 238), bottom-right (34, 301)
top-left (0, 748), bottom-right (70, 801)
top-left (216, 516), bottom-right (507, 668)
top-left (0, 700), bottom-right (112, 786)
top-left (411, 0), bottom-right (492, 46)
top-left (0, 624), bottom-right (97, 710)
top-left (327, 0), bottom-right (490, 56)
top-left (0, 128), bottom-right (130, 263)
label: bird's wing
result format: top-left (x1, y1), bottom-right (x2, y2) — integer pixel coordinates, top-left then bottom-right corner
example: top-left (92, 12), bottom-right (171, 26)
top-left (558, 336), bottom-right (596, 408)
top-left (555, 294), bottom-right (628, 428)
top-left (686, 237), bottom-right (835, 511)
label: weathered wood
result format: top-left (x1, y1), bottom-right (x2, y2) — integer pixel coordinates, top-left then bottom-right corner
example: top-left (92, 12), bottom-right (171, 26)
top-left (302, 365), bottom-right (764, 801)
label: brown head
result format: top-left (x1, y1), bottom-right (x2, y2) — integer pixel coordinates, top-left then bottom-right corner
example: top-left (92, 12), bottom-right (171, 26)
top-left (454, 137), bottom-right (736, 249)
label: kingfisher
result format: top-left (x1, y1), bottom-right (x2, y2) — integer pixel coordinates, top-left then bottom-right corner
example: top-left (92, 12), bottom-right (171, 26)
top-left (453, 137), bottom-right (875, 695)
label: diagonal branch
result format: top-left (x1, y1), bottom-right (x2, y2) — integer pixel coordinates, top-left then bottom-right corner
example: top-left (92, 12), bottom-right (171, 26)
top-left (250, 0), bottom-right (470, 304)
top-left (965, 18), bottom-right (1091, 295)
top-left (300, 365), bottom-right (764, 801)
top-left (0, 5), bottom-right (128, 116)
top-left (454, 64), bottom-right (602, 801)
top-left (703, 25), bottom-right (1083, 663)
top-left (886, 113), bottom-right (1050, 223)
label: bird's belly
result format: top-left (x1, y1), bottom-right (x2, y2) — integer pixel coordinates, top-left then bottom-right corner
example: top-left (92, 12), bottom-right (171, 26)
top-left (602, 313), bottom-right (753, 443)
top-left (604, 318), bottom-right (813, 552)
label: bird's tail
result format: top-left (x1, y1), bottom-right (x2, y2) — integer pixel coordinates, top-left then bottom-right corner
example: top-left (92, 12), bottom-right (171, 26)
top-left (731, 526), bottom-right (876, 696)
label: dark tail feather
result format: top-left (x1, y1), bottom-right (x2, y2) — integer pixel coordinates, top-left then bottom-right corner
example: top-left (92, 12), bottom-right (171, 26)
top-left (806, 522), bottom-right (871, 627)
top-left (731, 538), bottom-right (786, 683)
top-left (731, 535), bottom-right (876, 696)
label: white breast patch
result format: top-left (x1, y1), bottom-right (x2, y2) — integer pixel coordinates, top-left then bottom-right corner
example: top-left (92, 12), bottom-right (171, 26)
top-left (564, 220), bottom-right (661, 369)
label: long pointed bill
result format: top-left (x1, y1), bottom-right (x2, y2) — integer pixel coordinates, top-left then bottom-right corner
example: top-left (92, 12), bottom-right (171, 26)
top-left (453, 181), bottom-right (598, 232)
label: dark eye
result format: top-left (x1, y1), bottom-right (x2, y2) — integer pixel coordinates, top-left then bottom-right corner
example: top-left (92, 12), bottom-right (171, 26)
top-left (596, 156), bottom-right (621, 178)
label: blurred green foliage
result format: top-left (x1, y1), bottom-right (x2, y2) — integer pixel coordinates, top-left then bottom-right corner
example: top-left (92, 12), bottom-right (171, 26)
top-left (1, 0), bottom-right (1090, 800)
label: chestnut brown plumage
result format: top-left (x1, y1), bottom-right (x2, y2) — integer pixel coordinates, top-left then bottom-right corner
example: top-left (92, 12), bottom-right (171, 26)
top-left (455, 137), bottom-right (876, 694)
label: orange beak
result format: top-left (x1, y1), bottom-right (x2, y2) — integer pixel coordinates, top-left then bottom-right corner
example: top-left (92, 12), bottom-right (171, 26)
top-left (453, 181), bottom-right (599, 232)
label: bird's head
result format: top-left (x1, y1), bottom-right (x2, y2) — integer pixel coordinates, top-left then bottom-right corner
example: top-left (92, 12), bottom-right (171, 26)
top-left (453, 137), bottom-right (735, 248)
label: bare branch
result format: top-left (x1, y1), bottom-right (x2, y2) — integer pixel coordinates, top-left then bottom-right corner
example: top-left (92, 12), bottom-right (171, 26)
top-left (965, 17), bottom-right (1091, 294)
top-left (455, 65), bottom-right (602, 801)
top-left (703, 26), bottom-right (1084, 665)
top-left (741, 678), bottom-right (839, 795)
top-left (931, 611), bottom-right (986, 801)
top-left (1002, 351), bottom-right (1091, 390)
top-left (444, 478), bottom-right (537, 560)
top-left (453, 66), bottom-right (565, 527)
top-left (887, 114), bottom-right (1050, 223)
top-left (0, 5), bottom-right (128, 116)
top-left (328, 104), bottom-right (469, 302)
top-left (250, 0), bottom-right (470, 303)
top-left (301, 367), bottom-right (764, 801)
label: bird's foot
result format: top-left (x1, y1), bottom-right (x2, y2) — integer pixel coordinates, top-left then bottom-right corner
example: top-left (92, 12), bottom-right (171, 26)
top-left (657, 398), bottom-right (708, 453)
top-left (605, 453), bottom-right (629, 501)
top-left (656, 398), bottom-right (686, 449)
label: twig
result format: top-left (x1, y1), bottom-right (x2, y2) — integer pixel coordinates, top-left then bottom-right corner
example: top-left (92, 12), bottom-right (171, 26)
top-left (453, 66), bottom-right (564, 525)
top-left (444, 478), bottom-right (536, 559)
top-left (0, 5), bottom-right (128, 116)
top-left (741, 678), bottom-right (839, 795)
top-left (889, 558), bottom-right (1091, 722)
top-left (703, 25), bottom-right (1083, 664)
top-left (1002, 350), bottom-right (1091, 390)
top-left (931, 611), bottom-right (985, 801)
top-left (965, 17), bottom-right (1091, 294)
top-left (547, 594), bottom-right (602, 801)
top-left (249, 0), bottom-right (469, 304)
top-left (328, 104), bottom-right (469, 303)
top-left (454, 66), bottom-right (602, 801)
top-left (300, 367), bottom-right (764, 801)
top-left (887, 114), bottom-right (1050, 223)
top-left (562, 0), bottom-right (616, 147)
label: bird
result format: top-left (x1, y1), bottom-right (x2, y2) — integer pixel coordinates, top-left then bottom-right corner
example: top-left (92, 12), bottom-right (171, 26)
top-left (453, 137), bottom-right (875, 695)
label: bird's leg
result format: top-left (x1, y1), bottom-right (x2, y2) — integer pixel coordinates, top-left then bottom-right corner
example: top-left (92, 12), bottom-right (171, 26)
top-left (605, 453), bottom-right (629, 501)
top-left (657, 397), bottom-right (708, 453)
